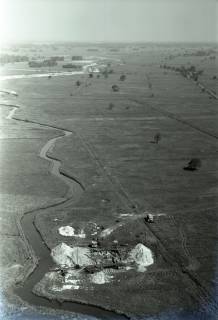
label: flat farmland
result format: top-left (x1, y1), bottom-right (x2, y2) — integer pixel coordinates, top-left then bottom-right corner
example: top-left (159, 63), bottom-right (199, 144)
top-left (0, 44), bottom-right (218, 319)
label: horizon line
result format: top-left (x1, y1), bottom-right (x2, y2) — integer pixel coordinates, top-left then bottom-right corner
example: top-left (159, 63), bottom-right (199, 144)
top-left (1, 40), bottom-right (218, 45)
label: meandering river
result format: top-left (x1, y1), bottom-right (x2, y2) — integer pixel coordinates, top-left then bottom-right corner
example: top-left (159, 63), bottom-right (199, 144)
top-left (0, 62), bottom-right (126, 319)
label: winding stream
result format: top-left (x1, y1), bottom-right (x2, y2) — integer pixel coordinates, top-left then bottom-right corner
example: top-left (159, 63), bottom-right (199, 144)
top-left (1, 99), bottom-right (125, 319)
top-left (39, 131), bottom-right (75, 199)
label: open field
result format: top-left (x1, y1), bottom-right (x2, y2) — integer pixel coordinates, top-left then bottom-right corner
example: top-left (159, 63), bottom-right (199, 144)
top-left (0, 43), bottom-right (218, 319)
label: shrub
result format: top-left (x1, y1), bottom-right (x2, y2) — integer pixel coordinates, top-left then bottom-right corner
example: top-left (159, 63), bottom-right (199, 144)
top-left (108, 103), bottom-right (114, 110)
top-left (112, 85), bottom-right (120, 92)
top-left (120, 74), bottom-right (126, 81)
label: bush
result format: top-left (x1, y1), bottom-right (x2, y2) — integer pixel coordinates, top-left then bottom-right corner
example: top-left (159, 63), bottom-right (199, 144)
top-left (63, 64), bottom-right (81, 70)
top-left (120, 75), bottom-right (126, 81)
top-left (112, 85), bottom-right (120, 92)
top-left (108, 103), bottom-right (114, 110)
top-left (72, 55), bottom-right (83, 61)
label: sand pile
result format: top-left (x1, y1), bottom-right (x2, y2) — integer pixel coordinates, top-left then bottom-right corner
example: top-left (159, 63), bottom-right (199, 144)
top-left (42, 242), bottom-right (155, 294)
top-left (128, 243), bottom-right (153, 272)
top-left (58, 226), bottom-right (86, 238)
top-left (51, 243), bottom-right (92, 267)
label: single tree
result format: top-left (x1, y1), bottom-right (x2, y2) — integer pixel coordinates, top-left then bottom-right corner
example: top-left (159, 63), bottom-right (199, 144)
top-left (112, 84), bottom-right (120, 92)
top-left (120, 74), bottom-right (126, 81)
top-left (108, 103), bottom-right (114, 110)
top-left (153, 132), bottom-right (161, 144)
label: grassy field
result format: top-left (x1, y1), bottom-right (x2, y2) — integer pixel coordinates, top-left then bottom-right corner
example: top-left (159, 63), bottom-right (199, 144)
top-left (0, 43), bottom-right (218, 318)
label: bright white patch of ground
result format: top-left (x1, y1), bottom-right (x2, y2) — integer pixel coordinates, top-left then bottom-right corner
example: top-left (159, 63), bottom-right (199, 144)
top-left (100, 227), bottom-right (114, 237)
top-left (51, 269), bottom-right (83, 291)
top-left (128, 243), bottom-right (154, 272)
top-left (100, 223), bottom-right (123, 238)
top-left (58, 226), bottom-right (86, 238)
top-left (52, 284), bottom-right (80, 291)
top-left (119, 213), bottom-right (134, 217)
top-left (90, 270), bottom-right (113, 285)
top-left (51, 243), bottom-right (92, 267)
top-left (63, 284), bottom-right (80, 290)
top-left (58, 226), bottom-right (75, 236)
top-left (143, 211), bottom-right (166, 217)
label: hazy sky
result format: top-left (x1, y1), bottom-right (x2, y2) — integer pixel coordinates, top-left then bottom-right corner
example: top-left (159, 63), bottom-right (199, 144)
top-left (0, 0), bottom-right (217, 43)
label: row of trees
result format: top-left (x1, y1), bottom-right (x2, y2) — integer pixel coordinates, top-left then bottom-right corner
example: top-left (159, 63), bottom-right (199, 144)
top-left (160, 64), bottom-right (204, 82)
top-left (62, 64), bottom-right (82, 70)
top-left (29, 59), bottom-right (58, 68)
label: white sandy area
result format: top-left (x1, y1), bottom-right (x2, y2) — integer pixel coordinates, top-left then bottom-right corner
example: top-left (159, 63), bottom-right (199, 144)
top-left (128, 243), bottom-right (154, 272)
top-left (58, 226), bottom-right (86, 238)
top-left (90, 270), bottom-right (113, 285)
top-left (51, 243), bottom-right (92, 267)
top-left (100, 222), bottom-right (123, 238)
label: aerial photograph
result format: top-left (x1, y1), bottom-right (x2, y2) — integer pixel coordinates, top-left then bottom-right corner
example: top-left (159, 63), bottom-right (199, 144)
top-left (0, 0), bottom-right (217, 319)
